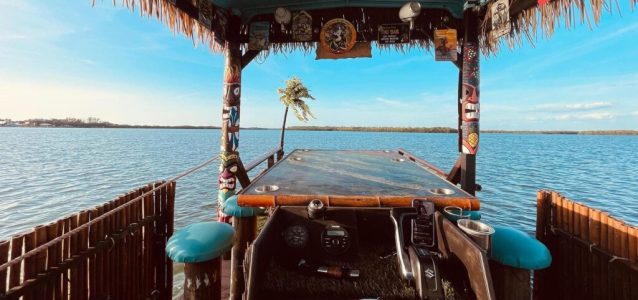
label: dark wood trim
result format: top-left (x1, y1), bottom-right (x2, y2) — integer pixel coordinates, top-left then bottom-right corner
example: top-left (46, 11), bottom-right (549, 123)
top-left (447, 155), bottom-right (463, 184)
top-left (397, 148), bottom-right (448, 179)
top-left (230, 217), bottom-right (256, 300)
top-left (459, 7), bottom-right (479, 196)
top-left (235, 158), bottom-right (251, 188)
top-left (241, 50), bottom-right (262, 69)
top-left (456, 53), bottom-right (463, 153)
top-left (460, 154), bottom-right (476, 195)
top-left (244, 147), bottom-right (282, 172)
top-left (436, 212), bottom-right (495, 299)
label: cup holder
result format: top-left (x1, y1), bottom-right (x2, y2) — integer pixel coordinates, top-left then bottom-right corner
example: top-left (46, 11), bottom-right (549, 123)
top-left (255, 185), bottom-right (279, 193)
top-left (457, 219), bottom-right (495, 253)
top-left (443, 206), bottom-right (469, 222)
top-left (428, 188), bottom-right (454, 195)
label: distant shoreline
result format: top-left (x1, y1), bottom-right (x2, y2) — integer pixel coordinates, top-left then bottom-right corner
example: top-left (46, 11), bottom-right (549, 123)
top-left (1, 120), bottom-right (636, 135)
top-left (287, 126), bottom-right (638, 135)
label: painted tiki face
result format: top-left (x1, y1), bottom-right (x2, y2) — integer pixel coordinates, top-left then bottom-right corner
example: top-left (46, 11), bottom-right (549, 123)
top-left (223, 83), bottom-right (241, 106)
top-left (218, 163), bottom-right (238, 191)
top-left (461, 83), bottom-right (480, 122)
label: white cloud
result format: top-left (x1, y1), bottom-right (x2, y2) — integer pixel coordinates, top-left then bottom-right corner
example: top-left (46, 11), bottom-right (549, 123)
top-left (549, 112), bottom-right (615, 121)
top-left (535, 102), bottom-right (612, 112)
top-left (376, 97), bottom-right (406, 107)
top-left (564, 102), bottom-right (612, 110)
top-left (632, 111), bottom-right (638, 117)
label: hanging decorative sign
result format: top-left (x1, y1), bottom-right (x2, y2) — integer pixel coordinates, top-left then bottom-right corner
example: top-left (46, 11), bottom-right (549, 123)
top-left (248, 22), bottom-right (270, 51)
top-left (490, 0), bottom-right (511, 39)
top-left (320, 18), bottom-right (357, 54)
top-left (434, 29), bottom-right (458, 61)
top-left (316, 42), bottom-right (372, 60)
top-left (378, 24), bottom-right (410, 44)
top-left (292, 11), bottom-right (313, 42)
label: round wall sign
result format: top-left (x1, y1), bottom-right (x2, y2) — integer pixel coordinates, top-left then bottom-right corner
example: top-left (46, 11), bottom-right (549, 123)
top-left (320, 18), bottom-right (357, 54)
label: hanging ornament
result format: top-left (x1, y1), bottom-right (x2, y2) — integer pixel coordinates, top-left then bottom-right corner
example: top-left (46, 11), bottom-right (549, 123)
top-left (292, 11), bottom-right (313, 42)
top-left (320, 18), bottom-right (357, 54)
top-left (274, 7), bottom-right (292, 31)
top-left (399, 1), bottom-right (422, 30)
top-left (434, 29), bottom-right (458, 61)
top-left (490, 0), bottom-right (511, 40)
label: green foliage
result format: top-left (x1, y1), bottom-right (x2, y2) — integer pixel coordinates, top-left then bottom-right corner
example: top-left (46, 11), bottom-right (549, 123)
top-left (277, 76), bottom-right (315, 122)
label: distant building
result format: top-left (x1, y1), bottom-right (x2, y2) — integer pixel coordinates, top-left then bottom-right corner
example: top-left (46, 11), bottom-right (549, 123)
top-left (39, 123), bottom-right (53, 127)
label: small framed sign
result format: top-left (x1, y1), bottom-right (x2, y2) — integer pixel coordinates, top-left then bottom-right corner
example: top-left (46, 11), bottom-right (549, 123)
top-left (490, 0), bottom-right (511, 40)
top-left (434, 29), bottom-right (458, 61)
top-left (248, 22), bottom-right (270, 51)
top-left (378, 24), bottom-right (410, 44)
top-left (292, 11), bottom-right (313, 42)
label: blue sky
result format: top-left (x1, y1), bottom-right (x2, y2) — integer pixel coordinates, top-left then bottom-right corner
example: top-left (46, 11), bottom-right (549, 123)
top-left (1, 1), bottom-right (637, 130)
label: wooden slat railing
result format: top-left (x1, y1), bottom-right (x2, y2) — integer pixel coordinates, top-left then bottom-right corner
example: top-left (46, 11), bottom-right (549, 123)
top-left (535, 190), bottom-right (638, 300)
top-left (0, 181), bottom-right (175, 300)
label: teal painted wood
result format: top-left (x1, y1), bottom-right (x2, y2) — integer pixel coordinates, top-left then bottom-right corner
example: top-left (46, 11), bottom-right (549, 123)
top-left (222, 196), bottom-right (263, 217)
top-left (209, 0), bottom-right (464, 20)
top-left (166, 222), bottom-right (235, 263)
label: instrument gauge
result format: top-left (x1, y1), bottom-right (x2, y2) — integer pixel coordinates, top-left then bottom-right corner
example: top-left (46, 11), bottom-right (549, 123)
top-left (283, 224), bottom-right (309, 249)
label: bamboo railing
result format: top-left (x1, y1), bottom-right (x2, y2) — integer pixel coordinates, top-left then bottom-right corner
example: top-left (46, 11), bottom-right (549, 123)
top-left (0, 181), bottom-right (175, 300)
top-left (535, 190), bottom-right (638, 300)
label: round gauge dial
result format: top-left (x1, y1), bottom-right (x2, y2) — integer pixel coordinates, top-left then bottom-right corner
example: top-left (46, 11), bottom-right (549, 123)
top-left (283, 224), bottom-right (309, 249)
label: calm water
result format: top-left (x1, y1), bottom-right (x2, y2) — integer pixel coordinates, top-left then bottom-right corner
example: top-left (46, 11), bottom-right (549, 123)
top-left (1, 127), bottom-right (637, 241)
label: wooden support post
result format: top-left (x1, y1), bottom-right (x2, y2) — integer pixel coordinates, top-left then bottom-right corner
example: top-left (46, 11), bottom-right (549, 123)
top-left (267, 155), bottom-right (275, 168)
top-left (459, 3), bottom-right (480, 195)
top-left (218, 35), bottom-right (243, 224)
top-left (235, 158), bottom-right (251, 188)
top-left (181, 258), bottom-right (223, 300)
top-left (490, 263), bottom-right (531, 299)
top-left (230, 216), bottom-right (257, 300)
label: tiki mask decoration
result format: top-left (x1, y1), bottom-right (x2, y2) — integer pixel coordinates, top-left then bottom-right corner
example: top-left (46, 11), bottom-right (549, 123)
top-left (218, 152), bottom-right (239, 195)
top-left (461, 84), bottom-right (479, 122)
top-left (218, 163), bottom-right (237, 191)
top-left (460, 42), bottom-right (480, 155)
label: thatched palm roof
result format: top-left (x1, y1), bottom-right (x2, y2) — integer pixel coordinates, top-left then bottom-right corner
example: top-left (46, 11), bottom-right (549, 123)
top-left (99, 0), bottom-right (636, 55)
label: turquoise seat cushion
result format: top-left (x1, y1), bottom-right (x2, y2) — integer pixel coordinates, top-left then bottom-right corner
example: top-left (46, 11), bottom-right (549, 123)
top-left (222, 195), bottom-right (262, 217)
top-left (166, 222), bottom-right (235, 263)
top-left (491, 225), bottom-right (552, 270)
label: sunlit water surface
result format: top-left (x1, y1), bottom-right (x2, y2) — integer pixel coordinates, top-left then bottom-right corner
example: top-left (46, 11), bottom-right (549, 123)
top-left (1, 128), bottom-right (636, 296)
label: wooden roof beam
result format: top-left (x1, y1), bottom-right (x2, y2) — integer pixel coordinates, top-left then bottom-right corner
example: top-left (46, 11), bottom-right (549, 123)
top-left (242, 50), bottom-right (262, 69)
